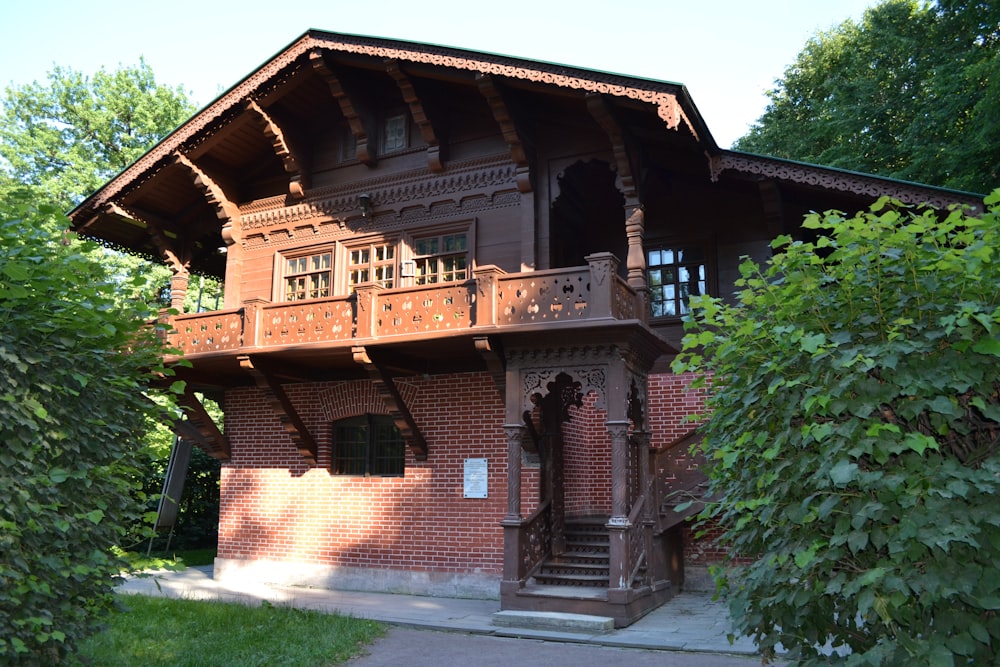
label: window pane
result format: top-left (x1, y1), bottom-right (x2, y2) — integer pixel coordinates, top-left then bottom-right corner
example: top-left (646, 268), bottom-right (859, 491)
top-left (332, 415), bottom-right (404, 476)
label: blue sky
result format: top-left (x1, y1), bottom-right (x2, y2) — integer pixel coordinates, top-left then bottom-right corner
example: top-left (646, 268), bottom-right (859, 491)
top-left (1, 0), bottom-right (875, 148)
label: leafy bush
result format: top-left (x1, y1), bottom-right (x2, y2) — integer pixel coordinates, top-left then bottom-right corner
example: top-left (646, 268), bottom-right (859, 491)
top-left (0, 190), bottom-right (179, 664)
top-left (673, 192), bottom-right (1000, 665)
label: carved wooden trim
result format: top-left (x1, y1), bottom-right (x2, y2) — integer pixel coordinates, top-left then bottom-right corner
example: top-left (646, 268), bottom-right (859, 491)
top-left (309, 50), bottom-right (375, 167)
top-left (352, 346), bottom-right (428, 460)
top-left (238, 354), bottom-right (318, 464)
top-left (477, 74), bottom-right (532, 193)
top-left (176, 388), bottom-right (231, 461)
top-left (710, 152), bottom-right (983, 211)
top-left (245, 99), bottom-right (309, 199)
top-left (73, 31), bottom-right (700, 219)
top-left (386, 59), bottom-right (443, 173)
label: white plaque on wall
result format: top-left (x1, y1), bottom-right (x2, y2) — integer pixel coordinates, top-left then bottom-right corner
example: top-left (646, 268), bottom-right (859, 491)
top-left (463, 458), bottom-right (488, 498)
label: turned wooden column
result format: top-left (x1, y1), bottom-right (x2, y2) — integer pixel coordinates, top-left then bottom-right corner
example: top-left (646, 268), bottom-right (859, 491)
top-left (624, 204), bottom-right (649, 322)
top-left (502, 424), bottom-right (524, 521)
top-left (169, 270), bottom-right (190, 312)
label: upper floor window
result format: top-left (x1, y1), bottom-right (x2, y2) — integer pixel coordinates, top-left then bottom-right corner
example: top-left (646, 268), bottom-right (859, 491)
top-left (647, 245), bottom-right (708, 319)
top-left (382, 113), bottom-right (408, 153)
top-left (332, 414), bottom-right (405, 476)
top-left (284, 251), bottom-right (332, 301)
top-left (412, 233), bottom-right (468, 285)
top-left (347, 242), bottom-right (396, 290)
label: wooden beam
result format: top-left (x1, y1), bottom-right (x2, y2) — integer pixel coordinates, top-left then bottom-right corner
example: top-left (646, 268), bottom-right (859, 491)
top-left (352, 346), bottom-right (428, 460)
top-left (245, 99), bottom-right (310, 199)
top-left (239, 355), bottom-right (318, 464)
top-left (476, 74), bottom-right (533, 193)
top-left (310, 50), bottom-right (376, 167)
top-left (385, 59), bottom-right (443, 172)
top-left (176, 388), bottom-right (231, 461)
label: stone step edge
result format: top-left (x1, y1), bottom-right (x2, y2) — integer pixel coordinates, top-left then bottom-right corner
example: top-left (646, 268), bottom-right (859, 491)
top-left (491, 610), bottom-right (615, 633)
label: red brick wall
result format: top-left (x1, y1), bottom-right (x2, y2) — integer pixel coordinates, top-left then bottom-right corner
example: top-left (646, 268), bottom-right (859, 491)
top-left (216, 367), bottom-right (729, 580)
top-left (218, 372), bottom-right (510, 577)
top-left (563, 391), bottom-right (611, 517)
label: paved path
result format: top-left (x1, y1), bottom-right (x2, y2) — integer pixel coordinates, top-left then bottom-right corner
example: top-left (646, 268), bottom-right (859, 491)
top-left (119, 566), bottom-right (779, 665)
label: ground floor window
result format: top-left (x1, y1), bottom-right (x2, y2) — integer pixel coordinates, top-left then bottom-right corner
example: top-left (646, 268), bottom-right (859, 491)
top-left (332, 414), bottom-right (405, 476)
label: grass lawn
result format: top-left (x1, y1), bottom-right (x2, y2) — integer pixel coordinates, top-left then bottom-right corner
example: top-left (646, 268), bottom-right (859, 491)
top-left (71, 594), bottom-right (385, 667)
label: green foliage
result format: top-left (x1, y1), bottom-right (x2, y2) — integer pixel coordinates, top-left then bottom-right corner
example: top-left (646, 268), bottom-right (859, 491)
top-left (0, 59), bottom-right (194, 210)
top-left (736, 0), bottom-right (1000, 194)
top-left (672, 192), bottom-right (1000, 664)
top-left (72, 595), bottom-right (384, 667)
top-left (0, 189), bottom-right (180, 664)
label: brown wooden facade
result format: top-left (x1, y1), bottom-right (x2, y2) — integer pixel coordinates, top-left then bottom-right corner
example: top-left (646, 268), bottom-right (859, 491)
top-left (70, 31), bottom-right (981, 626)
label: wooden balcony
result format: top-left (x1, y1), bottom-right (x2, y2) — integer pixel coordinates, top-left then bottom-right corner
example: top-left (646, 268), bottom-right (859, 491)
top-left (165, 253), bottom-right (650, 387)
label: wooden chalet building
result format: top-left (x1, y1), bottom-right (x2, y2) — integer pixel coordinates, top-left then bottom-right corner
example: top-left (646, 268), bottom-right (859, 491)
top-left (69, 31), bottom-right (981, 627)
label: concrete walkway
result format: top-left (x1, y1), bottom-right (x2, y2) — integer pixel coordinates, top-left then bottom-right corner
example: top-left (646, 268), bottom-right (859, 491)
top-left (118, 566), bottom-right (770, 665)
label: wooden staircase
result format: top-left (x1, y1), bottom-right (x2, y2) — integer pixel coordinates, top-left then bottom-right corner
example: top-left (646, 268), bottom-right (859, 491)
top-left (533, 517), bottom-right (610, 588)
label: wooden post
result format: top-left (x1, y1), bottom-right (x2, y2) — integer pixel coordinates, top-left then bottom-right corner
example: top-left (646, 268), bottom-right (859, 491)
top-left (473, 265), bottom-right (504, 327)
top-left (585, 252), bottom-right (619, 319)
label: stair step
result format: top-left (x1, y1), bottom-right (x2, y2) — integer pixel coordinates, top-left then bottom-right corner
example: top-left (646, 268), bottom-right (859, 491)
top-left (533, 572), bottom-right (608, 585)
top-left (540, 563), bottom-right (608, 574)
top-left (554, 550), bottom-right (609, 562)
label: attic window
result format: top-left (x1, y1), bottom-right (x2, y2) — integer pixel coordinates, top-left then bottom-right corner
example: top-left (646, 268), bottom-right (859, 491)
top-left (382, 113), bottom-right (408, 153)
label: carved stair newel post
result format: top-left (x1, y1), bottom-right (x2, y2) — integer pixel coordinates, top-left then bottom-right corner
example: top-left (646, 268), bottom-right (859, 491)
top-left (500, 424), bottom-right (526, 594)
top-left (607, 420), bottom-right (632, 593)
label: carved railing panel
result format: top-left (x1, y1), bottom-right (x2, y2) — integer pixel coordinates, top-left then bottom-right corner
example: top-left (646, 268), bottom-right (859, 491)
top-left (497, 268), bottom-right (590, 325)
top-left (164, 264), bottom-right (646, 357)
top-left (375, 282), bottom-right (474, 336)
top-left (261, 299), bottom-right (355, 346)
top-left (170, 310), bottom-right (244, 354)
top-left (518, 500), bottom-right (552, 580)
top-left (612, 278), bottom-right (639, 320)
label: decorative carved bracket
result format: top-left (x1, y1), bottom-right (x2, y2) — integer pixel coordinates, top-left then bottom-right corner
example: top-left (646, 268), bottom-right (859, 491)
top-left (175, 388), bottom-right (231, 461)
top-left (474, 335), bottom-right (505, 399)
top-left (245, 99), bottom-right (310, 199)
top-left (476, 74), bottom-right (533, 193)
top-left (105, 202), bottom-right (188, 274)
top-left (310, 50), bottom-right (376, 167)
top-left (238, 354), bottom-right (318, 464)
top-left (173, 152), bottom-right (241, 240)
top-left (352, 346), bottom-right (428, 460)
top-left (586, 93), bottom-right (640, 201)
top-left (386, 59), bottom-right (443, 172)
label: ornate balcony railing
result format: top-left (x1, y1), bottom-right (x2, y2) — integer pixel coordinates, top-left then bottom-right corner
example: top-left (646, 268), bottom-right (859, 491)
top-left (166, 252), bottom-right (643, 357)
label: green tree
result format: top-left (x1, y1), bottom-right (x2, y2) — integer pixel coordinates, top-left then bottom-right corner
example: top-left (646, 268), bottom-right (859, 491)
top-left (673, 193), bottom-right (1000, 665)
top-left (0, 189), bottom-right (181, 663)
top-left (0, 59), bottom-right (194, 210)
top-left (736, 0), bottom-right (1000, 194)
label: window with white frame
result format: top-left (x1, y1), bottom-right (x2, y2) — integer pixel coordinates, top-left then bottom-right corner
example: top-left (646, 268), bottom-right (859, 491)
top-left (347, 241), bottom-right (396, 290)
top-left (283, 251), bottom-right (333, 301)
top-left (412, 232), bottom-right (469, 285)
top-left (646, 244), bottom-right (709, 318)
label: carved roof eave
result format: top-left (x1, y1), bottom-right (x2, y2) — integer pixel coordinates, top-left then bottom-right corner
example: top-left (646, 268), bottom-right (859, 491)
top-left (68, 30), bottom-right (707, 225)
top-left (709, 150), bottom-right (985, 212)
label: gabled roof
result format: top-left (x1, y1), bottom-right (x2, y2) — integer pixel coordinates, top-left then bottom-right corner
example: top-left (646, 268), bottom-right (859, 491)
top-left (68, 30), bottom-right (983, 276)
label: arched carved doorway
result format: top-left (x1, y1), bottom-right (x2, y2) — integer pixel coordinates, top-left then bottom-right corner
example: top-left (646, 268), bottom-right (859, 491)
top-left (550, 160), bottom-right (627, 276)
